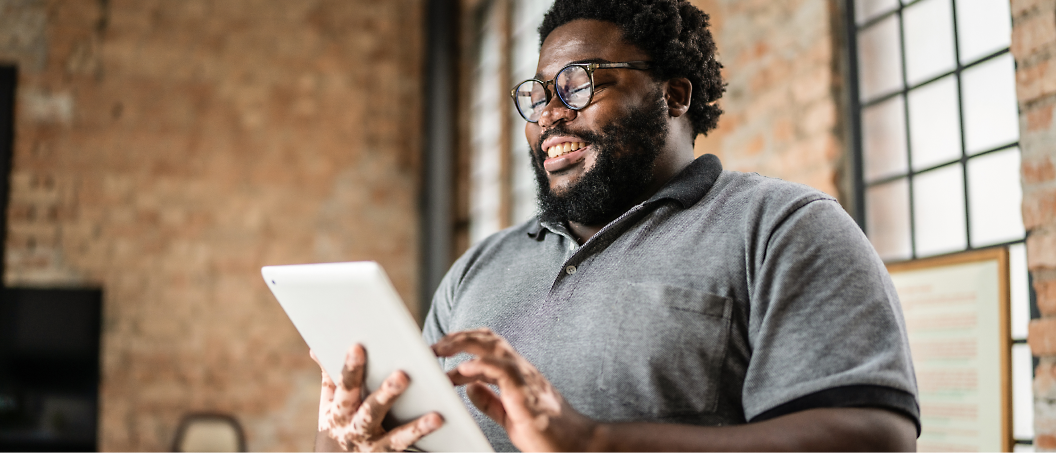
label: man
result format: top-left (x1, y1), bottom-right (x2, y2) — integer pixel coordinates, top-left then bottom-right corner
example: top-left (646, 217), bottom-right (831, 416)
top-left (314, 0), bottom-right (919, 451)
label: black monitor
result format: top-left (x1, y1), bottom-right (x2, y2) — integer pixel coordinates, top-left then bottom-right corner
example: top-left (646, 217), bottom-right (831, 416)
top-left (0, 287), bottom-right (102, 452)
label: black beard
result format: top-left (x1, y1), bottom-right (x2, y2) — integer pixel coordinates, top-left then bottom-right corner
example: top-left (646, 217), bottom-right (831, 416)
top-left (532, 92), bottom-right (669, 226)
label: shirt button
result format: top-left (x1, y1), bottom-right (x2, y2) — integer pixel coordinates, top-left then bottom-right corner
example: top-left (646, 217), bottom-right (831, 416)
top-left (565, 265), bottom-right (577, 275)
top-left (568, 243), bottom-right (576, 251)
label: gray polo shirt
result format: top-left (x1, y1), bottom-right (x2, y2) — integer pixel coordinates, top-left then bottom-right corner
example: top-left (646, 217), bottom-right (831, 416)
top-left (423, 154), bottom-right (919, 451)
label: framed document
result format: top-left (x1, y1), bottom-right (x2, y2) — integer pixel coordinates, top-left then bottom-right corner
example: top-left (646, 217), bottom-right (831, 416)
top-left (887, 247), bottom-right (1012, 452)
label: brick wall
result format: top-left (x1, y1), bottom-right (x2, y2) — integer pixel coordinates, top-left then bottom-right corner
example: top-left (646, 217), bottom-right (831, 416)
top-left (1016, 0), bottom-right (1056, 449)
top-left (693, 0), bottom-right (847, 203)
top-left (0, 0), bottom-right (423, 450)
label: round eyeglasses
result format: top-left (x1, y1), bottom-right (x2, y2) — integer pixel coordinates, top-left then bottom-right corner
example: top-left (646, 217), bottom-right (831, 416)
top-left (510, 61), bottom-right (651, 123)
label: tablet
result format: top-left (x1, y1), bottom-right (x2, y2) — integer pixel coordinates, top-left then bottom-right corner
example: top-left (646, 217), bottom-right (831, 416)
top-left (261, 261), bottom-right (493, 452)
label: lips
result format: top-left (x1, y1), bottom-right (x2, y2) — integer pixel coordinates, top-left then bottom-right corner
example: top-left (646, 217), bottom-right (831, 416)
top-left (542, 144), bottom-right (591, 173)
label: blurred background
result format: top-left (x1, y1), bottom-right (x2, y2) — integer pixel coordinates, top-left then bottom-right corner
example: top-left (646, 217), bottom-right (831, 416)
top-left (0, 0), bottom-right (1052, 451)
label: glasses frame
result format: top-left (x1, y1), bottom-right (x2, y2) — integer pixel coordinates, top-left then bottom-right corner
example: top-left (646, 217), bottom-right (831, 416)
top-left (509, 60), bottom-right (652, 122)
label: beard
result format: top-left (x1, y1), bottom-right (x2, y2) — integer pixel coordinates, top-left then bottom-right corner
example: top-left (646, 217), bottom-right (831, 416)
top-left (532, 90), bottom-right (669, 226)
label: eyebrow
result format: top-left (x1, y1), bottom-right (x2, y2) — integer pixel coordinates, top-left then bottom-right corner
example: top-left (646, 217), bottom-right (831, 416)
top-left (533, 58), bottom-right (613, 79)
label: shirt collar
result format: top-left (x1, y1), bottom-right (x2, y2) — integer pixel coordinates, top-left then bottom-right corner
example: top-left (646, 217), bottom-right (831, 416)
top-left (527, 154), bottom-right (724, 239)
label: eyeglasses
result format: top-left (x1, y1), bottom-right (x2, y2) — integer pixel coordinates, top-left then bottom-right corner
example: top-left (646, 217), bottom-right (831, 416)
top-left (510, 61), bottom-right (651, 123)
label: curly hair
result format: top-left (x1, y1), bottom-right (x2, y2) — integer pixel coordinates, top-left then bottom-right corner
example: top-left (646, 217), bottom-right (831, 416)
top-left (539, 0), bottom-right (724, 137)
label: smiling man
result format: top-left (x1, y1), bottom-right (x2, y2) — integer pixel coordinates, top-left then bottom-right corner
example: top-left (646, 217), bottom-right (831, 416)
top-left (314, 1), bottom-right (920, 451)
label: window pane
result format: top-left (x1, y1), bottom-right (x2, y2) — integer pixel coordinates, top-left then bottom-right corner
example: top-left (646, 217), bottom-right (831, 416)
top-left (862, 96), bottom-right (909, 182)
top-left (913, 164), bottom-right (966, 257)
top-left (956, 0), bottom-right (1012, 64)
top-left (967, 148), bottom-right (1025, 246)
top-left (1013, 343), bottom-right (1035, 440)
top-left (469, 8), bottom-right (504, 244)
top-left (858, 15), bottom-right (903, 101)
top-left (855, 0), bottom-right (899, 24)
top-left (903, 0), bottom-right (956, 86)
top-left (510, 0), bottom-right (550, 225)
top-left (908, 76), bottom-right (962, 170)
top-left (963, 54), bottom-right (1020, 154)
top-left (866, 178), bottom-right (912, 261)
top-left (1011, 243), bottom-right (1029, 339)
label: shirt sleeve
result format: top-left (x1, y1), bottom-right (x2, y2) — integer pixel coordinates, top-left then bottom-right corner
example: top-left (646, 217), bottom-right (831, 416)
top-left (741, 197), bottom-right (920, 432)
top-left (422, 251), bottom-right (470, 370)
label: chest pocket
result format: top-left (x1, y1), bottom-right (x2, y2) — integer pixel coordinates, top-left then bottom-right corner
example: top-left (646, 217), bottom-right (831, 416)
top-left (597, 282), bottom-right (732, 417)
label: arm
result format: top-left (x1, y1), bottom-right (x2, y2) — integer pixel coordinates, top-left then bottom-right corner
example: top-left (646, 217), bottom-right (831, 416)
top-left (588, 407), bottom-right (915, 452)
top-left (432, 328), bottom-right (916, 452)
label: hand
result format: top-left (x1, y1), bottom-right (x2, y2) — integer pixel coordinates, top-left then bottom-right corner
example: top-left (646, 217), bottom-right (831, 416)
top-left (431, 328), bottom-right (598, 452)
top-left (312, 345), bottom-right (444, 452)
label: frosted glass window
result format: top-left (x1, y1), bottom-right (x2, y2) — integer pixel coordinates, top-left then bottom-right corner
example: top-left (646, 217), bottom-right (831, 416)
top-left (1013, 343), bottom-right (1035, 440)
top-left (866, 178), bottom-right (912, 260)
top-left (967, 148), bottom-right (1025, 246)
top-left (962, 54), bottom-right (1020, 154)
top-left (908, 76), bottom-right (962, 170)
top-left (913, 164), bottom-right (966, 256)
top-left (862, 96), bottom-right (908, 182)
top-left (903, 0), bottom-right (956, 86)
top-left (858, 16), bottom-right (903, 101)
top-left (956, 0), bottom-right (1013, 64)
top-left (855, 0), bottom-right (899, 24)
top-left (469, 9), bottom-right (505, 245)
top-left (1011, 243), bottom-right (1029, 339)
top-left (509, 0), bottom-right (551, 225)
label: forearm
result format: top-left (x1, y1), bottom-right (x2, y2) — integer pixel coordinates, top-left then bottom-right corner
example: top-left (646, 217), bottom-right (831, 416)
top-left (586, 408), bottom-right (916, 452)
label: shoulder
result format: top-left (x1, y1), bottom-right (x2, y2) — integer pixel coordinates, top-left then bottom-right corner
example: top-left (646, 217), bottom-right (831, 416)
top-left (443, 218), bottom-right (542, 288)
top-left (701, 171), bottom-right (848, 235)
top-left (710, 170), bottom-right (837, 210)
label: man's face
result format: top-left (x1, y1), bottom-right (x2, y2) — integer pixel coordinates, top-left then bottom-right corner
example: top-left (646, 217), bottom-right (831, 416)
top-left (527, 19), bottom-right (671, 225)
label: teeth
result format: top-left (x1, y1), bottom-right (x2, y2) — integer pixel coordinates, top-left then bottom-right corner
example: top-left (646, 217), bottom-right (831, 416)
top-left (546, 142), bottom-right (585, 159)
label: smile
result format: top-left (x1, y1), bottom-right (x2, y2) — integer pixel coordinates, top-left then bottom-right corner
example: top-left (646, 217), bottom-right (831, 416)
top-left (546, 141), bottom-right (588, 159)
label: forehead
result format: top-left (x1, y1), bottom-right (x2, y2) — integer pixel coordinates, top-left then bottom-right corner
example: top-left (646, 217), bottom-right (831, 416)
top-left (536, 19), bottom-right (649, 78)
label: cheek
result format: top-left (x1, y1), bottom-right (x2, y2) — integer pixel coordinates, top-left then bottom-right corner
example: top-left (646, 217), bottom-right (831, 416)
top-left (525, 124), bottom-right (540, 149)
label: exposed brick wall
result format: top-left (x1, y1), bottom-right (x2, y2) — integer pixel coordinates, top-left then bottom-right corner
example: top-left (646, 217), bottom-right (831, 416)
top-left (693, 0), bottom-right (847, 203)
top-left (0, 0), bottom-right (423, 450)
top-left (1017, 0), bottom-right (1056, 449)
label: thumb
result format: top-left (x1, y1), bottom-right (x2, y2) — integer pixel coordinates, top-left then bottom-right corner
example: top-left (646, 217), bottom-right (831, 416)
top-left (467, 382), bottom-right (508, 428)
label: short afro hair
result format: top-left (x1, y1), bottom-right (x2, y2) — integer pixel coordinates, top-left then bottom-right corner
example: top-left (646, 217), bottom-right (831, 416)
top-left (539, 0), bottom-right (724, 137)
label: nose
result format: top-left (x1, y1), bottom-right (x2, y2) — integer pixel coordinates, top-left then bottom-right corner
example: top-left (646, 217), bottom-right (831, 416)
top-left (537, 94), bottom-right (576, 128)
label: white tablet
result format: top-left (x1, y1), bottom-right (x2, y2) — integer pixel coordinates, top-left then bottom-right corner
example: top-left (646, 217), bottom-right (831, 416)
top-left (261, 261), bottom-right (493, 452)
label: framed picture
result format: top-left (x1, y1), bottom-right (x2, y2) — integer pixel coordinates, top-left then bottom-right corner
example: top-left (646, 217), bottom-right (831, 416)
top-left (887, 247), bottom-right (1011, 452)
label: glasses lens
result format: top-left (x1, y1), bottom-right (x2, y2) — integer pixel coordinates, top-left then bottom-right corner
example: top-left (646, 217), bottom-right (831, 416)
top-left (514, 80), bottom-right (548, 122)
top-left (556, 66), bottom-right (592, 109)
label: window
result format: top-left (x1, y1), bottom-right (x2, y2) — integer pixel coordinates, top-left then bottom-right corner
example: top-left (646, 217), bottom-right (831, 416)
top-left (467, 0), bottom-right (552, 246)
top-left (846, 0), bottom-right (1034, 448)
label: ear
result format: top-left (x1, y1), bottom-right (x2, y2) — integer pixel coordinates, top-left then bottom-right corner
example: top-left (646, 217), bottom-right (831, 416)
top-left (664, 77), bottom-right (692, 117)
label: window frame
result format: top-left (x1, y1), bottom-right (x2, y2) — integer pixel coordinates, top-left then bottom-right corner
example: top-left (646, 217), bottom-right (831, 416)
top-left (843, 0), bottom-right (1035, 447)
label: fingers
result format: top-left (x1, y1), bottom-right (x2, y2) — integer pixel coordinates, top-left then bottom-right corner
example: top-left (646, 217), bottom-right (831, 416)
top-left (381, 412), bottom-right (444, 452)
top-left (311, 350), bottom-right (337, 431)
top-left (350, 370), bottom-right (410, 436)
top-left (340, 344), bottom-right (367, 391)
top-left (432, 328), bottom-right (511, 359)
top-left (329, 345), bottom-right (367, 428)
top-left (466, 382), bottom-right (508, 427)
top-left (455, 356), bottom-right (527, 388)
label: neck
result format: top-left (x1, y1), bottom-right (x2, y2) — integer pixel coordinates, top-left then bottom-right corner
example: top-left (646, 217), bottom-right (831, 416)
top-left (566, 149), bottom-right (693, 244)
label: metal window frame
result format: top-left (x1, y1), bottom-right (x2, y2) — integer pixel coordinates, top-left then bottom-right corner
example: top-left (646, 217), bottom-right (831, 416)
top-left (843, 0), bottom-right (1035, 445)
top-left (847, 0), bottom-right (1024, 260)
